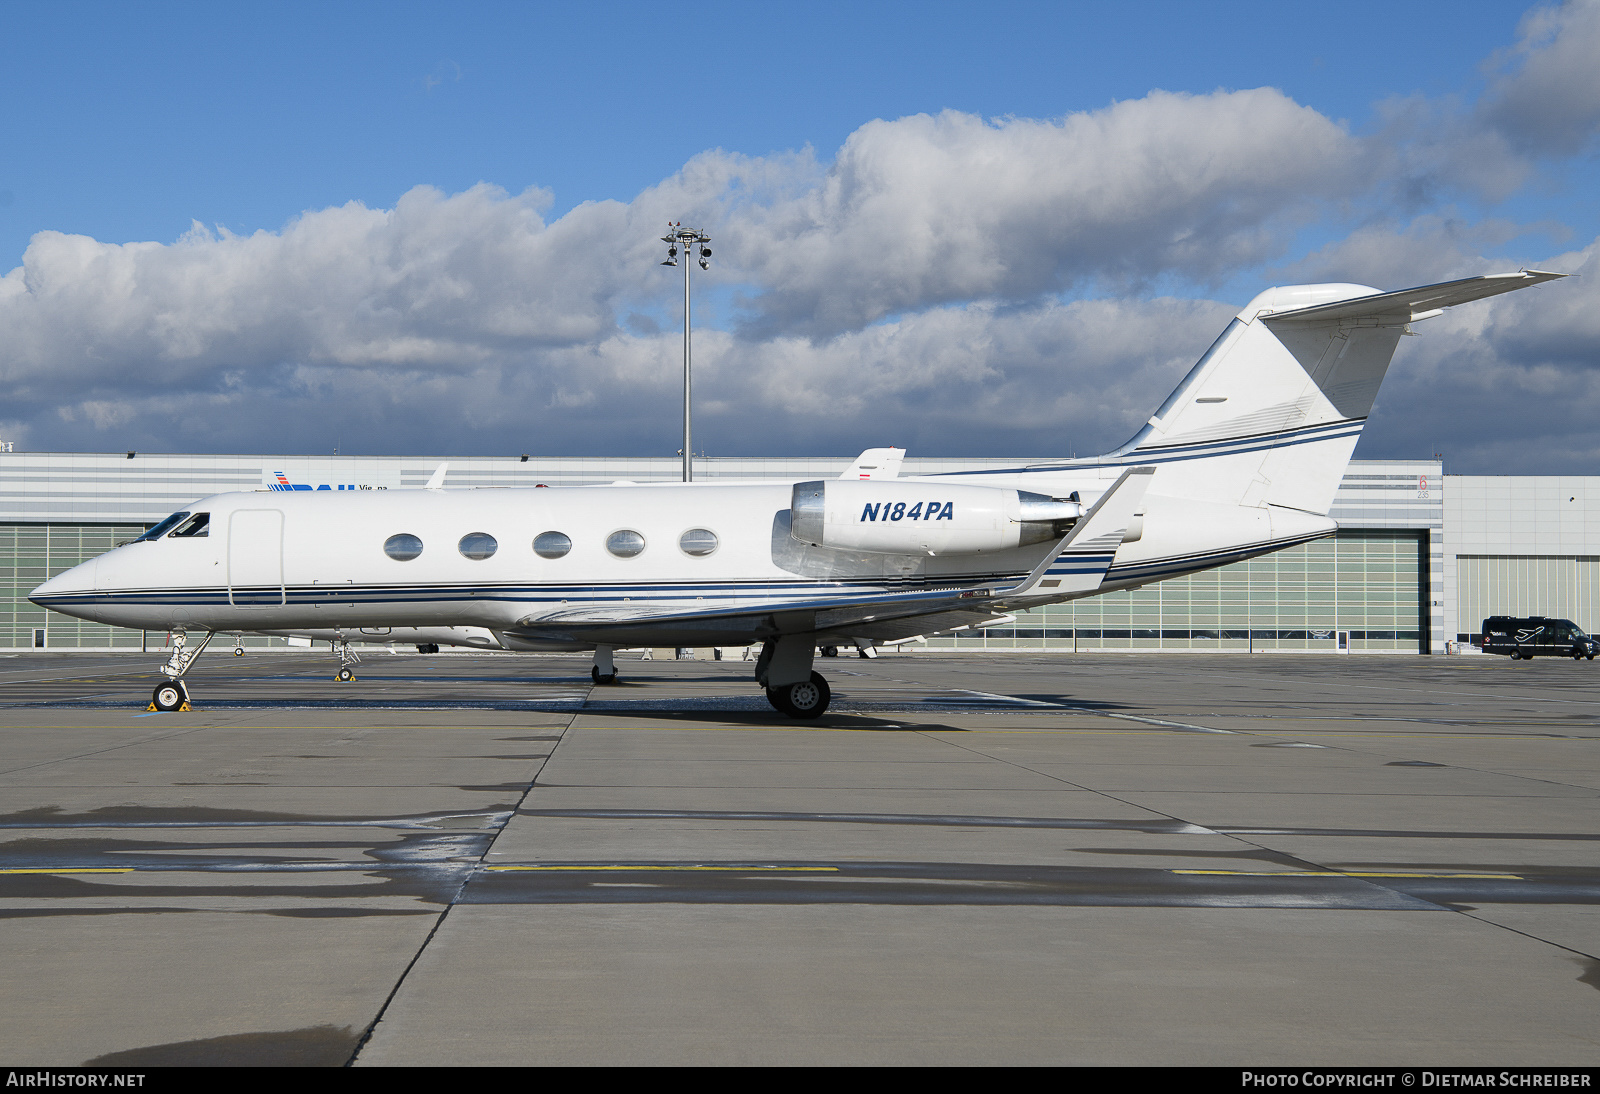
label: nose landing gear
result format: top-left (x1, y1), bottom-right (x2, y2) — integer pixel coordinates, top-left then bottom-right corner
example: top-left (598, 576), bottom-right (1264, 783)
top-left (150, 679), bottom-right (190, 712)
top-left (334, 638), bottom-right (360, 682)
top-left (147, 630), bottom-right (214, 711)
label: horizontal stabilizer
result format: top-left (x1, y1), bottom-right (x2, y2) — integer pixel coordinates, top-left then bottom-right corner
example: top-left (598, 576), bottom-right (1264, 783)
top-left (1262, 270), bottom-right (1566, 326)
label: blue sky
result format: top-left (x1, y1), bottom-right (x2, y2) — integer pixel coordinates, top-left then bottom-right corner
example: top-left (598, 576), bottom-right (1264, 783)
top-left (0, 1), bottom-right (1547, 257)
top-left (2, 1), bottom-right (1598, 471)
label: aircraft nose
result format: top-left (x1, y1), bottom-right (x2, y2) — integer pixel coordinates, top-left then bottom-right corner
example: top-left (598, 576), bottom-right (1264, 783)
top-left (29, 559), bottom-right (97, 605)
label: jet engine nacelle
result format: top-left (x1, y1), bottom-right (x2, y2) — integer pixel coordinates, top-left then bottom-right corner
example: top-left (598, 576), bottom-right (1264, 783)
top-left (790, 480), bottom-right (1081, 556)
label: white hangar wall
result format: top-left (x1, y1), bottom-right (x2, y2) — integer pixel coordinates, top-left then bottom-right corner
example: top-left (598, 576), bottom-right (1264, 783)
top-left (1445, 477), bottom-right (1600, 645)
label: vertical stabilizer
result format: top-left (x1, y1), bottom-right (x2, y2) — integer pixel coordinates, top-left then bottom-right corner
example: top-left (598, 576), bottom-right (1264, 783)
top-left (1117, 271), bottom-right (1564, 516)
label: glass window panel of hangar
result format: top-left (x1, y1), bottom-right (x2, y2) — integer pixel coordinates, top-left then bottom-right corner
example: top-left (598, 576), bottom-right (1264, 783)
top-left (928, 531), bottom-right (1427, 653)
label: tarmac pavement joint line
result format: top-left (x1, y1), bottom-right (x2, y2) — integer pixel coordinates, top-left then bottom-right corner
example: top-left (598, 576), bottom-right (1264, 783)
top-left (343, 692), bottom-right (581, 1067)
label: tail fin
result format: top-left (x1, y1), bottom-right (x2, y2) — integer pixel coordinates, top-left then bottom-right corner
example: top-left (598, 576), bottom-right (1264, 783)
top-left (840, 447), bottom-right (904, 480)
top-left (1119, 271), bottom-right (1564, 514)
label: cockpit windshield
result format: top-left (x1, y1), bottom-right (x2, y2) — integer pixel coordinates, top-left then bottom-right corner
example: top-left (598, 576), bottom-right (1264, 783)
top-left (170, 513), bottom-right (209, 538)
top-left (134, 512), bottom-right (190, 542)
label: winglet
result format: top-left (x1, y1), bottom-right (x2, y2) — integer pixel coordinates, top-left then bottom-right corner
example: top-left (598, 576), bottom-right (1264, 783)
top-left (424, 463), bottom-right (448, 490)
top-left (839, 447), bottom-right (904, 480)
top-left (993, 467), bottom-right (1156, 601)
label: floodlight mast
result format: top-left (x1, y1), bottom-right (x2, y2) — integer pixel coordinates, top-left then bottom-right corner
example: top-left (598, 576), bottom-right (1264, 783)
top-left (660, 223), bottom-right (710, 482)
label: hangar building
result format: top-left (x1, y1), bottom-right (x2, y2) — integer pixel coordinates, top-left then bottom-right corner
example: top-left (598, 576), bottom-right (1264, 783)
top-left (2, 450), bottom-right (1594, 655)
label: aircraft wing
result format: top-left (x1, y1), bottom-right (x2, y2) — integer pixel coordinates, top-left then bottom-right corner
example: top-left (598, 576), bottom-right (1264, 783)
top-left (503, 467), bottom-right (1154, 647)
top-left (1262, 270), bottom-right (1566, 326)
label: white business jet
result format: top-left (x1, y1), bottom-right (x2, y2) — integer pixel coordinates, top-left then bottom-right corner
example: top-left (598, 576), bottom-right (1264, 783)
top-left (30, 271), bottom-right (1564, 716)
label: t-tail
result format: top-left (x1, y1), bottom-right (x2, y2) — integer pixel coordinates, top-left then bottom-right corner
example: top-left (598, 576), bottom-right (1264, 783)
top-left (1111, 271), bottom-right (1565, 516)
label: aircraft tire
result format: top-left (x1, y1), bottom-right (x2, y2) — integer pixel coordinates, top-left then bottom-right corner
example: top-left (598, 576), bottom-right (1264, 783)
top-left (591, 666), bottom-right (617, 685)
top-left (152, 682), bottom-right (184, 712)
top-left (768, 672), bottom-right (830, 719)
top-left (336, 667), bottom-right (354, 682)
top-left (233, 647), bottom-right (244, 656)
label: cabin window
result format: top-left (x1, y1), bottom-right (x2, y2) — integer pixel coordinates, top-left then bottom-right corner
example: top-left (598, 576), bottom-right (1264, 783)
top-left (169, 512), bottom-right (210, 538)
top-left (533, 531), bottom-right (572, 559)
top-left (606, 530), bottom-right (645, 558)
top-left (135, 512), bottom-right (189, 542)
top-left (679, 528), bottom-right (718, 557)
top-left (384, 534), bottom-right (423, 561)
top-left (459, 532), bottom-right (498, 560)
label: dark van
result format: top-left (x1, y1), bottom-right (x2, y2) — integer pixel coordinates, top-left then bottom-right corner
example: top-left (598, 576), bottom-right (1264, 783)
top-left (1480, 616), bottom-right (1598, 661)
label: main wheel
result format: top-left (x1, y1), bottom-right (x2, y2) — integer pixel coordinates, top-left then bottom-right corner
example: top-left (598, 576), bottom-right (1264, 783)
top-left (591, 666), bottom-right (617, 685)
top-left (151, 681), bottom-right (185, 711)
top-left (766, 672), bottom-right (831, 719)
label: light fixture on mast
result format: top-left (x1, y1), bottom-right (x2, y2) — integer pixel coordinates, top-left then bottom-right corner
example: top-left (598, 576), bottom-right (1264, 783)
top-left (659, 222), bottom-right (710, 482)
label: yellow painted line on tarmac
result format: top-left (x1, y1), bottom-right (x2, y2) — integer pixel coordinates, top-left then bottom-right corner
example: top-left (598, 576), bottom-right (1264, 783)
top-left (485, 864), bottom-right (839, 872)
top-left (1174, 870), bottom-right (1519, 879)
top-left (0, 868), bottom-right (133, 875)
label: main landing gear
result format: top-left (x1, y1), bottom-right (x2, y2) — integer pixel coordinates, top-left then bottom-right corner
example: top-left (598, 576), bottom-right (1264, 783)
top-left (755, 636), bottom-right (832, 719)
top-left (767, 672), bottom-right (831, 718)
top-left (148, 630), bottom-right (215, 711)
top-left (590, 645), bottom-right (618, 686)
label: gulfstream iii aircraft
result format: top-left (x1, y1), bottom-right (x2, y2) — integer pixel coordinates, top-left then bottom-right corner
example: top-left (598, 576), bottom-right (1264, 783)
top-left (30, 271), bottom-right (1564, 716)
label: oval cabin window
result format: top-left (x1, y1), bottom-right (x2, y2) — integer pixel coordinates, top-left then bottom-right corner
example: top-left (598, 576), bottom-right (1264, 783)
top-left (533, 531), bottom-right (572, 559)
top-left (679, 528), bottom-right (718, 557)
top-left (384, 534), bottom-right (423, 561)
top-left (458, 532), bottom-right (498, 560)
top-left (606, 530), bottom-right (645, 558)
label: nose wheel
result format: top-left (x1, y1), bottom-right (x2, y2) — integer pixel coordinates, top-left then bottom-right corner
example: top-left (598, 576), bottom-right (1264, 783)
top-left (149, 680), bottom-right (190, 712)
top-left (766, 672), bottom-right (831, 719)
top-left (145, 630), bottom-right (212, 710)
top-left (333, 638), bottom-right (360, 682)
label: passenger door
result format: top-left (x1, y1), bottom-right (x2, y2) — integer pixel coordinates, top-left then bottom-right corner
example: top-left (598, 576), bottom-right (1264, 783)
top-left (229, 510), bottom-right (285, 607)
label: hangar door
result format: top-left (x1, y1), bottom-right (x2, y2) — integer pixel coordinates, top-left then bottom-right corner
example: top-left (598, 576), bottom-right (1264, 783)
top-left (1456, 555), bottom-right (1600, 636)
top-left (228, 510), bottom-right (284, 607)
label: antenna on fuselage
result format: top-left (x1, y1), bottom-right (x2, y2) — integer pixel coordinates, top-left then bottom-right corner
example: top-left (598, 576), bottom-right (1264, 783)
top-left (424, 463), bottom-right (448, 490)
